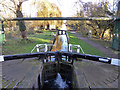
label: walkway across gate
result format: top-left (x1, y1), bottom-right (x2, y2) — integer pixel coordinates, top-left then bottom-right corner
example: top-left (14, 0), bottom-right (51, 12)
top-left (1, 51), bottom-right (119, 88)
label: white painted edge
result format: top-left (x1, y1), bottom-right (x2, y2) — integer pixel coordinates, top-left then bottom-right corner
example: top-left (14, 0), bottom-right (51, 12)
top-left (99, 58), bottom-right (109, 62)
top-left (0, 55), bottom-right (4, 62)
top-left (111, 58), bottom-right (120, 66)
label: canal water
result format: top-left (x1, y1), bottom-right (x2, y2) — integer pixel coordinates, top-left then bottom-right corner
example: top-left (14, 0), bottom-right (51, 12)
top-left (42, 73), bottom-right (71, 89)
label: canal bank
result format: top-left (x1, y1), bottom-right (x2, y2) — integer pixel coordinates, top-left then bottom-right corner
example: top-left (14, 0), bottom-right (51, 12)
top-left (74, 59), bottom-right (119, 88)
top-left (2, 58), bottom-right (43, 88)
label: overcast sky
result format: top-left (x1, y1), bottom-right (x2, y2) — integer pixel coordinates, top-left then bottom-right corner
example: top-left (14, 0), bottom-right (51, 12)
top-left (22, 0), bottom-right (99, 17)
top-left (22, 0), bottom-right (114, 17)
top-left (48, 0), bottom-right (115, 17)
top-left (48, 0), bottom-right (99, 17)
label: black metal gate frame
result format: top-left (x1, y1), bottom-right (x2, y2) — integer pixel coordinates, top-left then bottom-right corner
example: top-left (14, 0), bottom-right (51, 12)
top-left (3, 51), bottom-right (111, 64)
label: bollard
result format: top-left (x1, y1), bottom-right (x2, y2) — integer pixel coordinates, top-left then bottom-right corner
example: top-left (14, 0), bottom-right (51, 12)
top-left (77, 45), bottom-right (80, 53)
top-left (44, 44), bottom-right (48, 52)
top-left (36, 44), bottom-right (40, 52)
top-left (69, 44), bottom-right (72, 52)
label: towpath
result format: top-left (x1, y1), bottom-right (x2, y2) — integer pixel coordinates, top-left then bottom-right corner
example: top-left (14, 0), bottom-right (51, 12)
top-left (71, 31), bottom-right (119, 59)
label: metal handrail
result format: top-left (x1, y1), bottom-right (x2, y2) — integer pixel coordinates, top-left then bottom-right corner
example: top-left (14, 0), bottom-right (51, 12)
top-left (31, 44), bottom-right (53, 53)
top-left (0, 17), bottom-right (120, 21)
top-left (72, 45), bottom-right (85, 54)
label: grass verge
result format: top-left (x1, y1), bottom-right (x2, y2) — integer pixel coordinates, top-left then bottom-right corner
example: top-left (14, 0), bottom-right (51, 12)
top-left (2, 31), bottom-right (54, 55)
top-left (68, 32), bottom-right (105, 57)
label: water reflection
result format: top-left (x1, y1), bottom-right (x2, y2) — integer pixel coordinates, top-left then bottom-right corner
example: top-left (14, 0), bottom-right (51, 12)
top-left (55, 73), bottom-right (68, 88)
top-left (43, 73), bottom-right (70, 89)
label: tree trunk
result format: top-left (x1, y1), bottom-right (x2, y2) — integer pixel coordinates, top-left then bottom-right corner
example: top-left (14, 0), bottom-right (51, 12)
top-left (109, 31), bottom-right (112, 40)
top-left (101, 29), bottom-right (106, 39)
top-left (99, 31), bottom-right (102, 39)
top-left (21, 31), bottom-right (26, 39)
top-left (95, 31), bottom-right (97, 36)
top-left (118, 32), bottom-right (120, 51)
top-left (16, 2), bottom-right (27, 39)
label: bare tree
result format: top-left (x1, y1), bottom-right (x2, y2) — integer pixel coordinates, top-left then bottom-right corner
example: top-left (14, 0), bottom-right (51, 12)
top-left (73, 0), bottom-right (117, 39)
top-left (0, 0), bottom-right (28, 39)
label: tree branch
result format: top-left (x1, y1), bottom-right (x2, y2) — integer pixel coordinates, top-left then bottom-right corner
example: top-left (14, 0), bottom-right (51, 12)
top-left (10, 0), bottom-right (17, 10)
top-left (0, 2), bottom-right (16, 14)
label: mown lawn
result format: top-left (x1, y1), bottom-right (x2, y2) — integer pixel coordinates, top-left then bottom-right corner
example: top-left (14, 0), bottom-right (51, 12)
top-left (2, 30), bottom-right (105, 57)
top-left (2, 31), bottom-right (54, 55)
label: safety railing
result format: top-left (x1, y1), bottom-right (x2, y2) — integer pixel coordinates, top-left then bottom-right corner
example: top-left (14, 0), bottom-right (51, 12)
top-left (69, 44), bottom-right (85, 54)
top-left (31, 44), bottom-right (85, 54)
top-left (31, 44), bottom-right (53, 53)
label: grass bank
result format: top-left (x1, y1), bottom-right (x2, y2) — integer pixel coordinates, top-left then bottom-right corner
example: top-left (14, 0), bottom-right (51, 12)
top-left (2, 31), bottom-right (54, 55)
top-left (68, 32), bottom-right (105, 57)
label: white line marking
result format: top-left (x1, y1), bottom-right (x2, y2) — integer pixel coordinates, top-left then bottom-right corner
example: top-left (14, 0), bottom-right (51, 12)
top-left (111, 58), bottom-right (120, 66)
top-left (0, 56), bottom-right (4, 62)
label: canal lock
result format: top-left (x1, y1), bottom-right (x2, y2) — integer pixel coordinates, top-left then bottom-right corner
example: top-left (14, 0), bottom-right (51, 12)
top-left (40, 55), bottom-right (78, 89)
